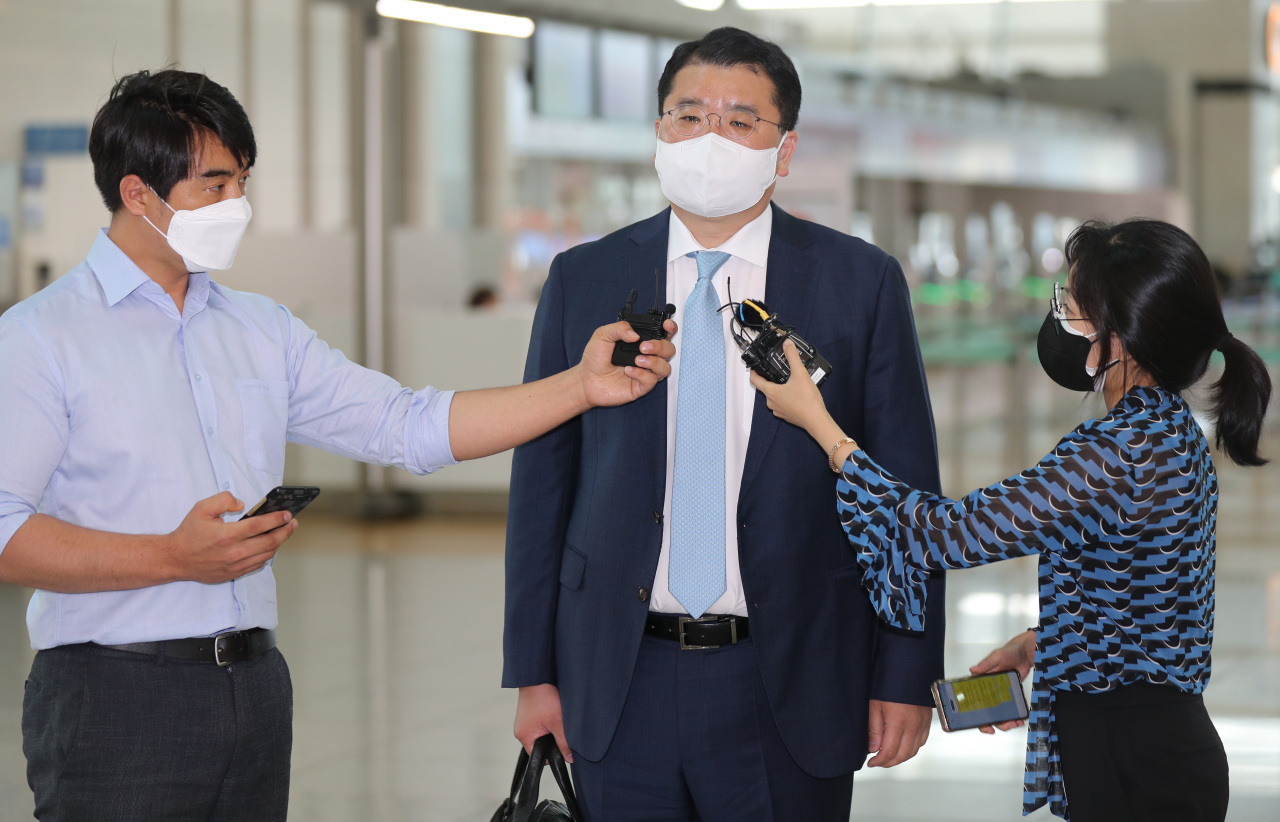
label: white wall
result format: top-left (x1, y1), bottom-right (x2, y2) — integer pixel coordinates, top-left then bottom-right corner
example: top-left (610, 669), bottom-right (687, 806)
top-left (0, 1), bottom-right (167, 160)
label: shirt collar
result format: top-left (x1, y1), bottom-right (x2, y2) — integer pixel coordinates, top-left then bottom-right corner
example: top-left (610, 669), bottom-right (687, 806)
top-left (87, 229), bottom-right (213, 316)
top-left (667, 205), bottom-right (773, 268)
top-left (87, 229), bottom-right (152, 306)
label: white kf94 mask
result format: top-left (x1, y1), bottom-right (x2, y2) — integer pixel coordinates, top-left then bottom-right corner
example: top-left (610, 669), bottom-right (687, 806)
top-left (654, 130), bottom-right (786, 219)
top-left (145, 190), bottom-right (253, 273)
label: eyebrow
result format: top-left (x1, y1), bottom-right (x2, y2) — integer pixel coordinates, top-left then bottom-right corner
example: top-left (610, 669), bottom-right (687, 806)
top-left (672, 97), bottom-right (762, 117)
top-left (198, 167), bottom-right (246, 180)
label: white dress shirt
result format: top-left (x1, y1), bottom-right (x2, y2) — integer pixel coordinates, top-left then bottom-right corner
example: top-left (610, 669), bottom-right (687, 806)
top-left (649, 207), bottom-right (772, 617)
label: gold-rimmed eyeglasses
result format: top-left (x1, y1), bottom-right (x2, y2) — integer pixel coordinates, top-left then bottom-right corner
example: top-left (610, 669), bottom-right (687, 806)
top-left (662, 105), bottom-right (783, 142)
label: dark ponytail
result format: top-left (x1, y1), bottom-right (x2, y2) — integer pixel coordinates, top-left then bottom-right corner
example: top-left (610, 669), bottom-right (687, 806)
top-left (1066, 219), bottom-right (1272, 466)
top-left (1210, 333), bottom-right (1272, 466)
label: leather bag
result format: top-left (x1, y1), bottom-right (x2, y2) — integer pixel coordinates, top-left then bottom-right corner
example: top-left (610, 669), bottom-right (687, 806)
top-left (490, 734), bottom-right (584, 822)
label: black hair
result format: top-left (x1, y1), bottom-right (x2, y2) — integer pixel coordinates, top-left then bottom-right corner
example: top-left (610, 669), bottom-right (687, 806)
top-left (657, 27), bottom-right (801, 133)
top-left (1066, 219), bottom-right (1272, 466)
top-left (89, 69), bottom-right (256, 212)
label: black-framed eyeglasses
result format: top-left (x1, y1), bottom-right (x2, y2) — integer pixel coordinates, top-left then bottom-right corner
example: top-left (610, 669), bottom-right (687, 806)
top-left (1050, 281), bottom-right (1088, 336)
top-left (662, 105), bottom-right (784, 141)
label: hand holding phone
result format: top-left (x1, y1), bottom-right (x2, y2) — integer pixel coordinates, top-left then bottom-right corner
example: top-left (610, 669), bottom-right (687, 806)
top-left (931, 670), bottom-right (1029, 733)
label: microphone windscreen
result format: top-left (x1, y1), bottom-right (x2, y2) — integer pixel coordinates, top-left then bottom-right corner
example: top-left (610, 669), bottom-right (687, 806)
top-left (737, 299), bottom-right (771, 328)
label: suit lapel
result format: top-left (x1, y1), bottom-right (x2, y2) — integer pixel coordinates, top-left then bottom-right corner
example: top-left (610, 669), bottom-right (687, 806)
top-left (740, 205), bottom-right (818, 500)
top-left (615, 210), bottom-right (671, 500)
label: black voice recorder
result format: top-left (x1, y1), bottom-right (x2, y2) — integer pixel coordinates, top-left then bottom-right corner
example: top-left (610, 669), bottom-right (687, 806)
top-left (612, 269), bottom-right (676, 368)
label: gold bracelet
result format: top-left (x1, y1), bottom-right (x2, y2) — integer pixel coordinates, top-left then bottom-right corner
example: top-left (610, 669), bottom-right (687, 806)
top-left (827, 437), bottom-right (856, 473)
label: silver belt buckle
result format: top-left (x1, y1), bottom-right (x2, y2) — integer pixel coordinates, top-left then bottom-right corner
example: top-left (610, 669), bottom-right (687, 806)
top-left (213, 631), bottom-right (240, 667)
top-left (678, 615), bottom-right (736, 650)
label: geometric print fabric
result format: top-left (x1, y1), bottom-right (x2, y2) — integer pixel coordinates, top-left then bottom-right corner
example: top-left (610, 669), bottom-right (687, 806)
top-left (836, 385), bottom-right (1216, 820)
top-left (668, 250), bottom-right (731, 618)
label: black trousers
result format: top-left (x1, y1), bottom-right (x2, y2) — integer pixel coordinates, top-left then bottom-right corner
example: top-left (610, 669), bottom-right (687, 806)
top-left (570, 634), bottom-right (854, 822)
top-left (1055, 684), bottom-right (1229, 822)
top-left (22, 643), bottom-right (293, 822)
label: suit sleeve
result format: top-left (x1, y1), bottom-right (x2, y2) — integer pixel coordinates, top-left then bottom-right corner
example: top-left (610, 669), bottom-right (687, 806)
top-left (858, 256), bottom-right (946, 706)
top-left (501, 254), bottom-right (580, 688)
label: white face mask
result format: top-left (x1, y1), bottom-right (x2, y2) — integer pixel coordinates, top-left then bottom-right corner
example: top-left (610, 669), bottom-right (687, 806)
top-left (145, 190), bottom-right (252, 273)
top-left (654, 130), bottom-right (786, 219)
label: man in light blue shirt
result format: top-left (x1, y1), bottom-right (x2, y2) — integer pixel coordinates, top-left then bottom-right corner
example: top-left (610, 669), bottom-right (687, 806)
top-left (0, 69), bottom-right (674, 822)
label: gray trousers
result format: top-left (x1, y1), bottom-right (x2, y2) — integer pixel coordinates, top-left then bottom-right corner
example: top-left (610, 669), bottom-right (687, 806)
top-left (23, 643), bottom-right (292, 822)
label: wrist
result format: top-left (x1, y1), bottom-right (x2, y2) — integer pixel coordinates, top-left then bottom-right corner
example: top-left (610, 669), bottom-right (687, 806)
top-left (153, 532), bottom-right (182, 584)
top-left (567, 364), bottom-right (593, 413)
top-left (827, 437), bottom-right (857, 473)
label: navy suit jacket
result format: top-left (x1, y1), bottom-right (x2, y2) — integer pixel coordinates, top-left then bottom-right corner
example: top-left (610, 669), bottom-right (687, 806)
top-left (503, 204), bottom-right (946, 777)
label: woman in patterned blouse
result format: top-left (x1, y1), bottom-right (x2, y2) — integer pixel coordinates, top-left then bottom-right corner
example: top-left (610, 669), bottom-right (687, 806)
top-left (751, 219), bottom-right (1272, 822)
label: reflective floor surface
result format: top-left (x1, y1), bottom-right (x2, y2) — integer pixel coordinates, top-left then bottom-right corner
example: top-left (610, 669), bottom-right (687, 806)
top-left (0, 360), bottom-right (1276, 821)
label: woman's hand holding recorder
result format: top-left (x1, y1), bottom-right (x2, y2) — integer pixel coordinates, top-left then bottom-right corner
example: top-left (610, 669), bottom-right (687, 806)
top-left (751, 340), bottom-right (860, 471)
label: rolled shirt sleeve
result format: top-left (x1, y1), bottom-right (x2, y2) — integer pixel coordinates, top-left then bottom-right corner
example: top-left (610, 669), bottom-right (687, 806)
top-left (277, 304), bottom-right (457, 474)
top-left (0, 318), bottom-right (70, 556)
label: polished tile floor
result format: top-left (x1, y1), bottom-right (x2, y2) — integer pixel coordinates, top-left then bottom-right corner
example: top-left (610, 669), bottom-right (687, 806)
top-left (0, 361), bottom-right (1277, 821)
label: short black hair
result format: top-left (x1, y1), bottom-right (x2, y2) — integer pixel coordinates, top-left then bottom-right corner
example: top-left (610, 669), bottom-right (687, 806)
top-left (89, 69), bottom-right (256, 212)
top-left (1068, 219), bottom-right (1272, 466)
top-left (657, 27), bottom-right (801, 133)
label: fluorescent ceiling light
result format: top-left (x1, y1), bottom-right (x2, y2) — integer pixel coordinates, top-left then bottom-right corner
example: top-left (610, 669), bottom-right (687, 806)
top-left (678, 0), bottom-right (728, 9)
top-left (376, 0), bottom-right (535, 38)
top-left (738, 0), bottom-right (1104, 8)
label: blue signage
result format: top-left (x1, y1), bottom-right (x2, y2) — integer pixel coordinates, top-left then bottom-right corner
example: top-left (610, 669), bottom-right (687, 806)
top-left (24, 125), bottom-right (90, 156)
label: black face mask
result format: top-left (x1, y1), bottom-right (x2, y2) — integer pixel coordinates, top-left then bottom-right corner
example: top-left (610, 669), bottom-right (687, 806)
top-left (1036, 310), bottom-right (1096, 391)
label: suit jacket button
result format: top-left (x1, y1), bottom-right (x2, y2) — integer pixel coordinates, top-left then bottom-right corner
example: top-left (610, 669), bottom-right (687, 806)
top-left (637, 587), bottom-right (649, 602)
top-left (653, 510), bottom-right (662, 524)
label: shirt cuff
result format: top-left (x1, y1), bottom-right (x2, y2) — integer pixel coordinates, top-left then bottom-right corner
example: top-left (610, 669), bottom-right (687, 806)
top-left (405, 387), bottom-right (458, 474)
top-left (0, 511), bottom-right (33, 558)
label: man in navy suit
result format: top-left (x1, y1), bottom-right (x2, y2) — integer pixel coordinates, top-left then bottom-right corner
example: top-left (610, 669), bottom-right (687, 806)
top-left (504, 27), bottom-right (945, 821)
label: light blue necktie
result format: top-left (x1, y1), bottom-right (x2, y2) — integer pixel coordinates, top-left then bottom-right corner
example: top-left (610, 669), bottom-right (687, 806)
top-left (669, 250), bottom-right (730, 618)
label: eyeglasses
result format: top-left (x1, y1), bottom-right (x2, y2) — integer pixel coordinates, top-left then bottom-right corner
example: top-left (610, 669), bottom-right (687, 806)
top-left (662, 105), bottom-right (783, 141)
top-left (1050, 281), bottom-right (1090, 337)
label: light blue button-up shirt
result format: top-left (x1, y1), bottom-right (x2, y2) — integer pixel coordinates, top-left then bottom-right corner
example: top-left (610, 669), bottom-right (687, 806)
top-left (0, 230), bottom-right (456, 649)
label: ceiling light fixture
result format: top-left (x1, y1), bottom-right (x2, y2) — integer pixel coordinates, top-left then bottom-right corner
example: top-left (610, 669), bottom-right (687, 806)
top-left (375, 0), bottom-right (535, 38)
top-left (738, 0), bottom-right (1105, 9)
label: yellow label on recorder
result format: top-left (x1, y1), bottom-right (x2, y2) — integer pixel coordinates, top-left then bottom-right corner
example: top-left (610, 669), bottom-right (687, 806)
top-left (952, 675), bottom-right (1012, 712)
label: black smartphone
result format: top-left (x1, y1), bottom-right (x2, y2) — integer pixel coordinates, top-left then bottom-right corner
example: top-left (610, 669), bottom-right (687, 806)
top-left (931, 670), bottom-right (1029, 732)
top-left (240, 486), bottom-right (321, 521)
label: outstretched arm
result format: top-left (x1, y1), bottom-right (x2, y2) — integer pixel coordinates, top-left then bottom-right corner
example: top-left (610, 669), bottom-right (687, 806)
top-left (449, 319), bottom-right (675, 461)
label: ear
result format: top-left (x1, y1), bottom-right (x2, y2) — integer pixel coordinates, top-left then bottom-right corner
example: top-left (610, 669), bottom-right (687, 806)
top-left (119, 174), bottom-right (151, 218)
top-left (775, 131), bottom-right (798, 179)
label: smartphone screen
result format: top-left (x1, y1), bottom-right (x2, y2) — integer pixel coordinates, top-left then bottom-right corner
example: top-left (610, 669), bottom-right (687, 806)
top-left (240, 486), bottom-right (321, 521)
top-left (932, 670), bottom-right (1029, 732)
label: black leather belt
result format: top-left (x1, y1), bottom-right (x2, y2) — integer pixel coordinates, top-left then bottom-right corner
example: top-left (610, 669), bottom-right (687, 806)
top-left (95, 628), bottom-right (276, 667)
top-left (645, 613), bottom-right (748, 650)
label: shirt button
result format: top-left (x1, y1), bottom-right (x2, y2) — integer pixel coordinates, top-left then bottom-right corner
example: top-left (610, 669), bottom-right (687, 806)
top-left (195, 374), bottom-right (202, 381)
top-left (206, 427), bottom-right (214, 436)
top-left (637, 587), bottom-right (649, 602)
top-left (653, 510), bottom-right (662, 525)
top-left (222, 482), bottom-right (230, 490)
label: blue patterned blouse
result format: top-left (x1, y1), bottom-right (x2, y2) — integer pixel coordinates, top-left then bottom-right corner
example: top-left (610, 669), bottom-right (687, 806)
top-left (838, 385), bottom-right (1215, 820)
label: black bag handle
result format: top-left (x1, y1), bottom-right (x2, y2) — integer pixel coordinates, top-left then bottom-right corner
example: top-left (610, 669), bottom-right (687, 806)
top-left (540, 736), bottom-right (584, 822)
top-left (505, 734), bottom-right (583, 822)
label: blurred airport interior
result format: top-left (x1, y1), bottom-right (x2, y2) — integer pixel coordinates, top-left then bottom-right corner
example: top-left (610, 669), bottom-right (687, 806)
top-left (0, 1), bottom-right (1278, 820)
